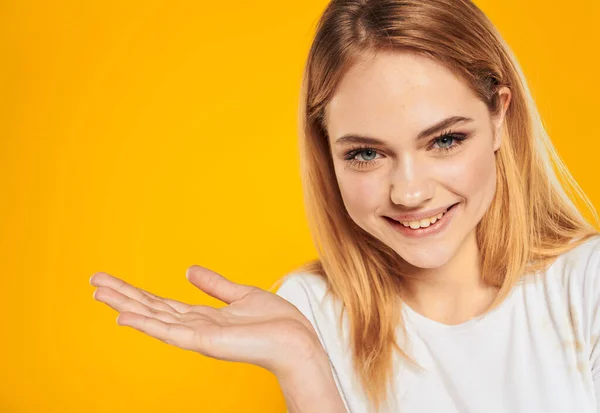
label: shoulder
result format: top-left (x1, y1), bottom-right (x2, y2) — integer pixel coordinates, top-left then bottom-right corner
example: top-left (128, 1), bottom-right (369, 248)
top-left (518, 236), bottom-right (600, 322)
top-left (567, 235), bottom-right (600, 308)
top-left (271, 271), bottom-right (349, 354)
top-left (561, 235), bottom-right (600, 269)
top-left (532, 236), bottom-right (600, 335)
top-left (271, 271), bottom-right (346, 333)
top-left (272, 271), bottom-right (331, 311)
top-left (542, 235), bottom-right (600, 290)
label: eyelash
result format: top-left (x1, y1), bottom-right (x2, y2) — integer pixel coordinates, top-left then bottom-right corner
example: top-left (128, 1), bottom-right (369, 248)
top-left (342, 129), bottom-right (469, 169)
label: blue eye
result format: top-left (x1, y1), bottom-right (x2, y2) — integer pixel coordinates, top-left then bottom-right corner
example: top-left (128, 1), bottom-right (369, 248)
top-left (436, 136), bottom-right (454, 148)
top-left (430, 131), bottom-right (468, 153)
top-left (343, 146), bottom-right (382, 169)
top-left (356, 149), bottom-right (378, 161)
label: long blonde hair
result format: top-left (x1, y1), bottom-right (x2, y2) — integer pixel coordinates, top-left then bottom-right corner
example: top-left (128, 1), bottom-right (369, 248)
top-left (281, 0), bottom-right (599, 410)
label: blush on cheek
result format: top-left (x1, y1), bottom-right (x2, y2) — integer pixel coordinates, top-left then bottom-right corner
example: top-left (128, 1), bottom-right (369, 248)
top-left (473, 151), bottom-right (497, 188)
top-left (459, 149), bottom-right (498, 211)
top-left (338, 175), bottom-right (383, 222)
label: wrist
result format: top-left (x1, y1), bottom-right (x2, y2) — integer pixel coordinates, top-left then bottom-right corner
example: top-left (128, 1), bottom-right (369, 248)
top-left (279, 339), bottom-right (328, 377)
top-left (273, 332), bottom-right (326, 379)
top-left (275, 347), bottom-right (347, 413)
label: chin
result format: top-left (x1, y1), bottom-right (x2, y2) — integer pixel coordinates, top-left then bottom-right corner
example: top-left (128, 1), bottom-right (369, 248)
top-left (400, 251), bottom-right (451, 269)
top-left (391, 242), bottom-right (456, 269)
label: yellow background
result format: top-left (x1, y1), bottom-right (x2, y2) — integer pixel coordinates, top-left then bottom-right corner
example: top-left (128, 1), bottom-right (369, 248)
top-left (1, 1), bottom-right (598, 412)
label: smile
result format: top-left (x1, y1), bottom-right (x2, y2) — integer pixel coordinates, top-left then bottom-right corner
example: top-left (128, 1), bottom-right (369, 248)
top-left (385, 202), bottom-right (459, 238)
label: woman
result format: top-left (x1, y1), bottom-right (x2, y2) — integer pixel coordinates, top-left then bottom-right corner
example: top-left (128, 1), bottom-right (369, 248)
top-left (90, 0), bottom-right (600, 412)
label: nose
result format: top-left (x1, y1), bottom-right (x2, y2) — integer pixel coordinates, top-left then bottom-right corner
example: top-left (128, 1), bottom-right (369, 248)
top-left (389, 156), bottom-right (435, 208)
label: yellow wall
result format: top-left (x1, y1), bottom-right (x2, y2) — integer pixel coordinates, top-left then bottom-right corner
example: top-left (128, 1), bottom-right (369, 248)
top-left (1, 1), bottom-right (598, 412)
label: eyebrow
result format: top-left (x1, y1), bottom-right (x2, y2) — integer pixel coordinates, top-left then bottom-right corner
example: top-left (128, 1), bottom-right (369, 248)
top-left (334, 115), bottom-right (475, 146)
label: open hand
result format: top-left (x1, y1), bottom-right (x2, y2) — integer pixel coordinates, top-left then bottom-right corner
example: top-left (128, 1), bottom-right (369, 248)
top-left (90, 265), bottom-right (322, 376)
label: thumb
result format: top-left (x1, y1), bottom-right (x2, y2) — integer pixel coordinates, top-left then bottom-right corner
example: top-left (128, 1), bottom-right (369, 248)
top-left (186, 265), bottom-right (254, 304)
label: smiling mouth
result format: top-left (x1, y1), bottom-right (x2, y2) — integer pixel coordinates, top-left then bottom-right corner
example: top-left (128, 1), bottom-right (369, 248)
top-left (387, 202), bottom-right (459, 229)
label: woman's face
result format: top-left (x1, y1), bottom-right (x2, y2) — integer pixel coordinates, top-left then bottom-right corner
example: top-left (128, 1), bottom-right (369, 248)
top-left (325, 50), bottom-right (511, 270)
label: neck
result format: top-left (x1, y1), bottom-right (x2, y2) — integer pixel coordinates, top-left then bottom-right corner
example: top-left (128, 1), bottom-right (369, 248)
top-left (399, 231), bottom-right (499, 325)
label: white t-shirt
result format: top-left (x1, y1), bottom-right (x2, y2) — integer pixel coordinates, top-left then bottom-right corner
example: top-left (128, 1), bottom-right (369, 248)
top-left (275, 236), bottom-right (600, 413)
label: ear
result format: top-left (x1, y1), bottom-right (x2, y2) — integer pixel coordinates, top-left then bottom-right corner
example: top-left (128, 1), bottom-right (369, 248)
top-left (492, 86), bottom-right (512, 152)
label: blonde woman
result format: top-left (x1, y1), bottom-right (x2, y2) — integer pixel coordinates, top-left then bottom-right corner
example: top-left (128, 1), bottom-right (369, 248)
top-left (90, 0), bottom-right (600, 412)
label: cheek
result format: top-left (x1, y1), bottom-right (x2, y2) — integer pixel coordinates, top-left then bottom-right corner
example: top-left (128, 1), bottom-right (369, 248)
top-left (439, 147), bottom-right (497, 202)
top-left (469, 150), bottom-right (497, 200)
top-left (337, 169), bottom-right (385, 218)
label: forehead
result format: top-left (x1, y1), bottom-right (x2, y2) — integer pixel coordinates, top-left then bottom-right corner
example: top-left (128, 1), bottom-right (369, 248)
top-left (325, 51), bottom-right (484, 138)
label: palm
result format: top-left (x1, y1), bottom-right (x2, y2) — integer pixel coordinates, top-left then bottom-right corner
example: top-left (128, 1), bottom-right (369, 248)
top-left (90, 266), bottom-right (319, 374)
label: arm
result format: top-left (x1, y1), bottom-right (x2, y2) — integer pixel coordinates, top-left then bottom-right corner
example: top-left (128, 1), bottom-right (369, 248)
top-left (276, 341), bottom-right (348, 413)
top-left (90, 268), bottom-right (349, 412)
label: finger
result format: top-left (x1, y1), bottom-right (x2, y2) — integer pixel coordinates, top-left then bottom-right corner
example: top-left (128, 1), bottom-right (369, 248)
top-left (117, 311), bottom-right (198, 350)
top-left (90, 272), bottom-right (187, 315)
top-left (139, 290), bottom-right (191, 314)
top-left (186, 265), bottom-right (256, 305)
top-left (93, 287), bottom-right (180, 324)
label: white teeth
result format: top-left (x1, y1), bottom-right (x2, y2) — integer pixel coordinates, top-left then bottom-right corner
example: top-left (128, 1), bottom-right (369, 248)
top-left (400, 210), bottom-right (446, 229)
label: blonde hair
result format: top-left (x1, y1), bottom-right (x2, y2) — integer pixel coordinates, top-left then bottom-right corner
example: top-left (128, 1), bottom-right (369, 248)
top-left (280, 0), bottom-right (599, 410)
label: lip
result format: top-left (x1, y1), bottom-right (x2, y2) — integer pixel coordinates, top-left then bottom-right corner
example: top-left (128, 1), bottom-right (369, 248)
top-left (385, 202), bottom-right (459, 238)
top-left (388, 203), bottom-right (458, 223)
